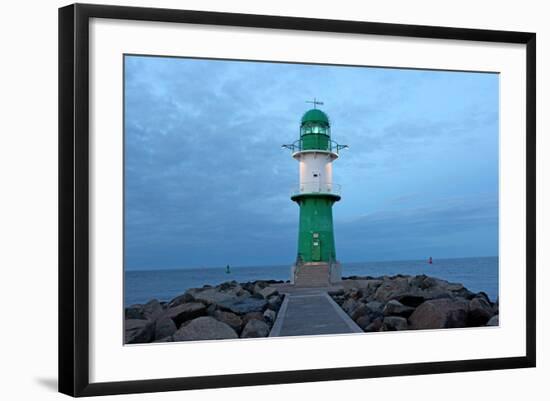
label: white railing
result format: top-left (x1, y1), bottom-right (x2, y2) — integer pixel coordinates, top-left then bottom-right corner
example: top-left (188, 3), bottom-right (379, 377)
top-left (291, 182), bottom-right (341, 196)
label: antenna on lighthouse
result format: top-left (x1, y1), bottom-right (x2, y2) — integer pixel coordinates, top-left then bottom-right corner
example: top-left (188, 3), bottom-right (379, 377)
top-left (306, 98), bottom-right (324, 109)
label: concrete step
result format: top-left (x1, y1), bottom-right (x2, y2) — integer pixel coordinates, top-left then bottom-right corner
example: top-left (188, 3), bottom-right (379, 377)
top-left (294, 264), bottom-right (330, 287)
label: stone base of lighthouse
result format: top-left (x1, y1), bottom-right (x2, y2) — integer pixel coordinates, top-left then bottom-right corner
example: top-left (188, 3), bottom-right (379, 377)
top-left (291, 262), bottom-right (342, 287)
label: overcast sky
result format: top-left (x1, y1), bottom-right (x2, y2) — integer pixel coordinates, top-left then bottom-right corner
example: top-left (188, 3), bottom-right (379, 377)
top-left (124, 55), bottom-right (499, 270)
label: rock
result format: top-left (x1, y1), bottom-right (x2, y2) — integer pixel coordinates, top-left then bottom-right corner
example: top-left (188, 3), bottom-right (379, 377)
top-left (143, 299), bottom-right (164, 321)
top-left (468, 296), bottom-right (494, 326)
top-left (259, 286), bottom-right (278, 299)
top-left (205, 304), bottom-right (217, 316)
top-left (263, 309), bottom-right (277, 324)
top-left (213, 310), bottom-right (243, 333)
top-left (217, 297), bottom-right (267, 315)
top-left (253, 282), bottom-right (267, 294)
top-left (162, 302), bottom-right (206, 327)
top-left (350, 303), bottom-right (369, 321)
top-left (125, 319), bottom-right (154, 344)
top-left (383, 300), bottom-right (415, 318)
top-left (188, 287), bottom-right (246, 306)
top-left (364, 317), bottom-right (383, 332)
top-left (153, 336), bottom-right (173, 343)
top-left (381, 316), bottom-right (408, 331)
top-left (347, 288), bottom-right (363, 300)
top-left (473, 291), bottom-right (491, 303)
top-left (154, 317), bottom-right (177, 340)
top-left (373, 275), bottom-right (472, 307)
top-left (172, 316), bottom-right (238, 341)
top-left (353, 279), bottom-right (384, 293)
top-left (409, 298), bottom-right (469, 329)
top-left (365, 301), bottom-right (384, 314)
top-left (217, 281), bottom-right (238, 291)
top-left (356, 315), bottom-right (372, 330)
top-left (341, 298), bottom-right (359, 314)
top-left (241, 319), bottom-right (270, 338)
top-left (396, 294), bottom-right (430, 308)
top-left (167, 292), bottom-right (195, 308)
top-left (125, 304), bottom-right (144, 320)
top-left (242, 312), bottom-right (265, 325)
top-left (373, 277), bottom-right (410, 303)
top-left (328, 289), bottom-right (345, 296)
top-left (242, 282), bottom-right (256, 294)
top-left (486, 315), bottom-right (499, 326)
top-left (267, 295), bottom-right (282, 310)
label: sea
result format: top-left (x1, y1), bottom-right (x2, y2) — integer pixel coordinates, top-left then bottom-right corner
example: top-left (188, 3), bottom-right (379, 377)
top-left (124, 256), bottom-right (498, 306)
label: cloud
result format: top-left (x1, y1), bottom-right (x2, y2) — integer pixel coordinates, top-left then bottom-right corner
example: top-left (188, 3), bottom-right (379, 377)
top-left (123, 55), bottom-right (499, 269)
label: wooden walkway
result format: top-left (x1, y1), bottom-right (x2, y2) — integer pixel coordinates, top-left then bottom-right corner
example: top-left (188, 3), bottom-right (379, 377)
top-left (269, 287), bottom-right (362, 337)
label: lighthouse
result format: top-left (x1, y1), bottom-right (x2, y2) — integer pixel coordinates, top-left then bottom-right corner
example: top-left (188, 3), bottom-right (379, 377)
top-left (283, 100), bottom-right (347, 286)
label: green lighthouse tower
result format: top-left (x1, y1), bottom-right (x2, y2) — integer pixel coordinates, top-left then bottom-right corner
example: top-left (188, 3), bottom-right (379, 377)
top-left (283, 100), bottom-right (347, 286)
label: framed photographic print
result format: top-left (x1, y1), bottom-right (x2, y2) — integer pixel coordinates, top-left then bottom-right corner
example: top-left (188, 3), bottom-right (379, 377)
top-left (58, 3), bottom-right (536, 397)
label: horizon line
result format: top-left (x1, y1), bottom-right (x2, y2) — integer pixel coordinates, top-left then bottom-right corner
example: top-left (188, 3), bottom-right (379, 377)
top-left (125, 255), bottom-right (499, 272)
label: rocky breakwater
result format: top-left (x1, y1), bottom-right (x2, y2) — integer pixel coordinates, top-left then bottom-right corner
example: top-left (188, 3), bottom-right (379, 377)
top-left (124, 280), bottom-right (285, 344)
top-left (330, 274), bottom-right (499, 332)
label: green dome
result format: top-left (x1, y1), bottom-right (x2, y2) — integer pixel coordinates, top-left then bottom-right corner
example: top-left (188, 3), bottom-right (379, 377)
top-left (301, 109), bottom-right (330, 126)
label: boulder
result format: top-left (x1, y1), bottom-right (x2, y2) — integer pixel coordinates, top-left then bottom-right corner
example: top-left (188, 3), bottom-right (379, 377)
top-left (242, 312), bottom-right (265, 326)
top-left (188, 287), bottom-right (246, 306)
top-left (213, 310), bottom-right (243, 333)
top-left (373, 277), bottom-right (410, 302)
top-left (162, 302), bottom-right (206, 327)
top-left (253, 282), bottom-right (267, 294)
top-left (468, 296), bottom-right (494, 326)
top-left (486, 315), bottom-right (499, 326)
top-left (167, 292), bottom-right (195, 308)
top-left (409, 298), bottom-right (469, 329)
top-left (347, 288), bottom-right (363, 300)
top-left (364, 317), bottom-right (383, 332)
top-left (125, 319), bottom-right (154, 344)
top-left (381, 316), bottom-right (408, 331)
top-left (217, 297), bottom-right (267, 315)
top-left (217, 281), bottom-right (239, 291)
top-left (259, 287), bottom-right (278, 299)
top-left (241, 319), bottom-right (270, 338)
top-left (355, 315), bottom-right (372, 330)
top-left (383, 300), bottom-right (415, 318)
top-left (172, 316), bottom-right (238, 341)
top-left (267, 295), bottom-right (282, 310)
top-left (205, 304), bottom-right (217, 316)
top-left (154, 316), bottom-right (177, 340)
top-left (341, 298), bottom-right (359, 314)
top-left (125, 304), bottom-right (144, 320)
top-left (395, 294), bottom-right (430, 308)
top-left (263, 309), bottom-right (277, 324)
top-left (365, 301), bottom-right (384, 314)
top-left (153, 336), bottom-right (173, 343)
top-left (143, 299), bottom-right (164, 321)
top-left (373, 275), bottom-right (472, 307)
top-left (364, 279), bottom-right (384, 292)
top-left (350, 303), bottom-right (369, 321)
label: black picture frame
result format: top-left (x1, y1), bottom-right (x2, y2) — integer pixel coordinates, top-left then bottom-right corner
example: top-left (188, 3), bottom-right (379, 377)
top-left (58, 3), bottom-right (536, 397)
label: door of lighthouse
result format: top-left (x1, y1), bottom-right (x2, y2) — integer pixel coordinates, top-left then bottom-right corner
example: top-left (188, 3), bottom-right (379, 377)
top-left (312, 233), bottom-right (321, 261)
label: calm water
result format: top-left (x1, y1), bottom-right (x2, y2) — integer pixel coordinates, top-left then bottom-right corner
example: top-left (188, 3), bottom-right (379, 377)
top-left (125, 256), bottom-right (498, 306)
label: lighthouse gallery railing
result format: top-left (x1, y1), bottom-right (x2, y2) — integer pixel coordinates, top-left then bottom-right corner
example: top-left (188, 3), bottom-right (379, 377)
top-left (282, 139), bottom-right (348, 154)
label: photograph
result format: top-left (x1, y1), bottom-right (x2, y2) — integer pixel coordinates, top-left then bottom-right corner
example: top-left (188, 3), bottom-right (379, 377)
top-left (123, 55), bottom-right (500, 344)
